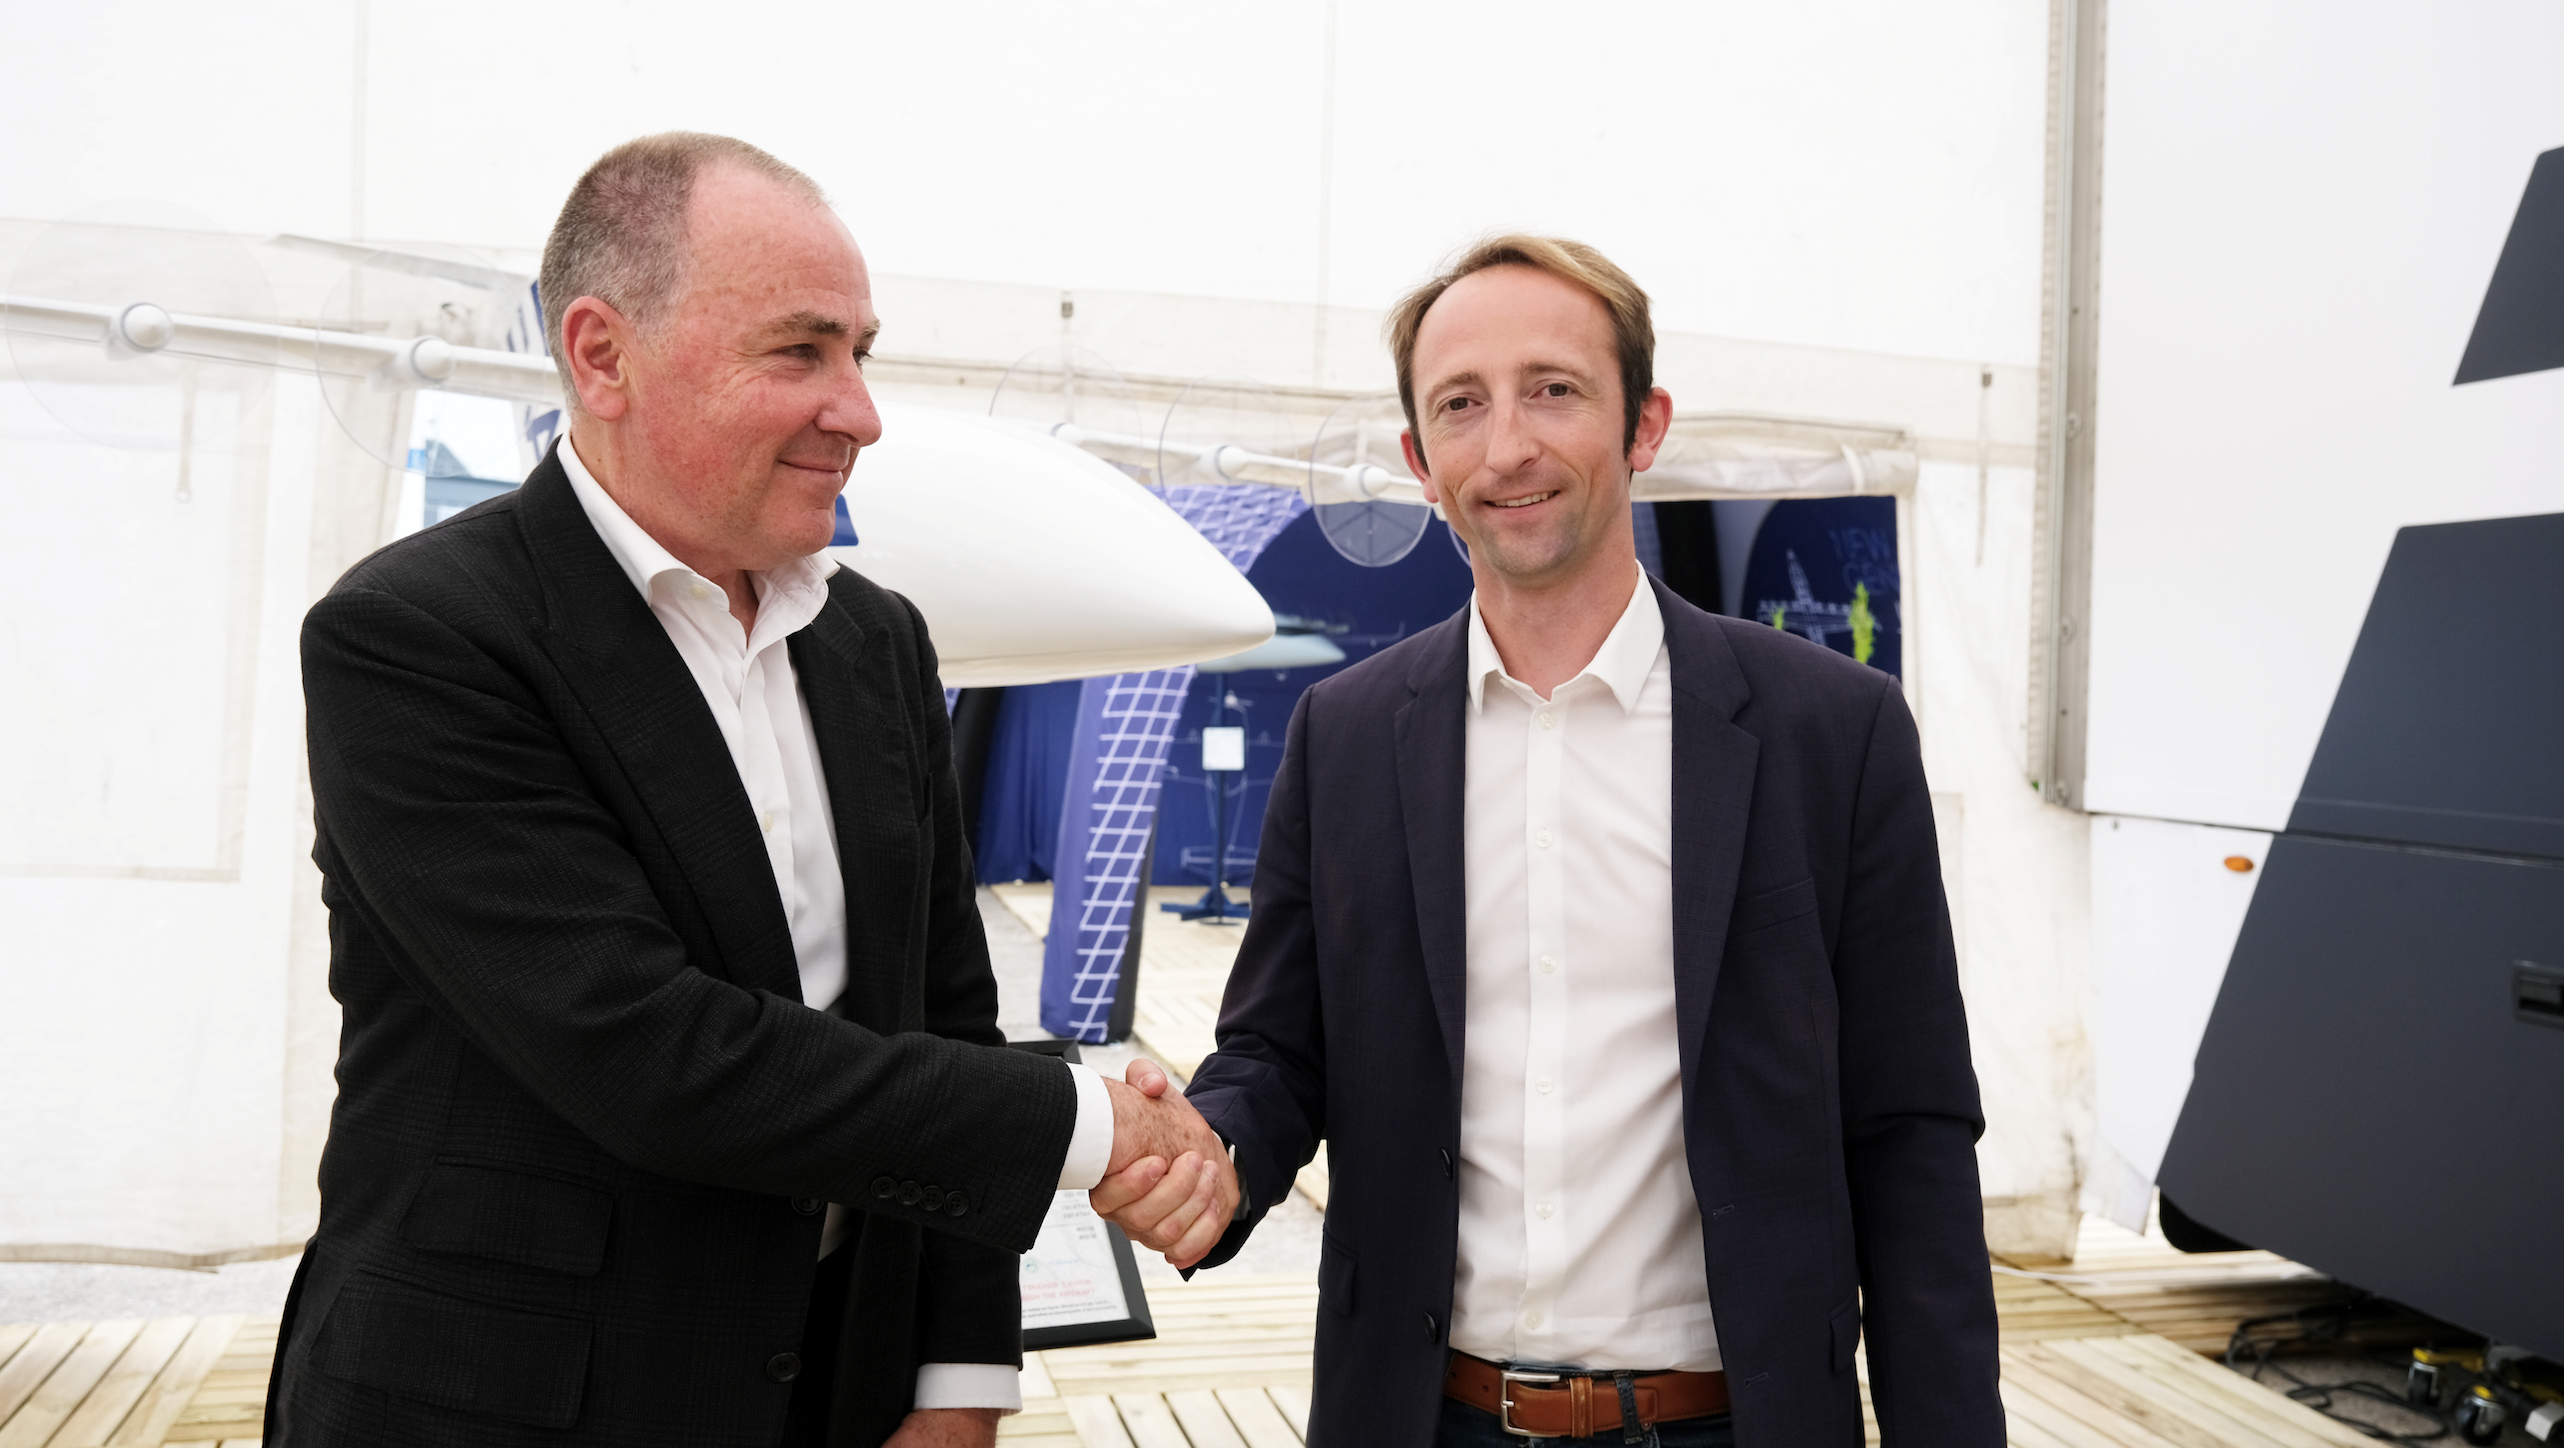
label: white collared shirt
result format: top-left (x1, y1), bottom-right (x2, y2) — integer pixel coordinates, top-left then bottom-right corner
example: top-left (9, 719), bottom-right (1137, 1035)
top-left (558, 438), bottom-right (1110, 1412)
top-left (1449, 569), bottom-right (1720, 1372)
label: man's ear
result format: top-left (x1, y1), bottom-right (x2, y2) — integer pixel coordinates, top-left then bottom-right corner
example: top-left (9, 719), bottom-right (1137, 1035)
top-left (1400, 428), bottom-right (1439, 506)
top-left (1624, 385), bottom-right (1675, 475)
top-left (559, 297), bottom-right (637, 422)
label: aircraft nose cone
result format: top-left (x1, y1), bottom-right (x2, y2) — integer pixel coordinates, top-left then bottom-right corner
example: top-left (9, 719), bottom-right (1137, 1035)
top-left (833, 401), bottom-right (1275, 687)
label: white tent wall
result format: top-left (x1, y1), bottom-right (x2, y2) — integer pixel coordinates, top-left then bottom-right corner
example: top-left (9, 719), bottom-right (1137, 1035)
top-left (0, 216), bottom-right (411, 1264)
top-left (1, 0), bottom-right (2102, 1263)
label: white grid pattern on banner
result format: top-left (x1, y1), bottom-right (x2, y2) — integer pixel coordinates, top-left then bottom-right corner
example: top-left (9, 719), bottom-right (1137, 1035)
top-left (1062, 667), bottom-right (1194, 1035)
top-left (1055, 484), bottom-right (1311, 1039)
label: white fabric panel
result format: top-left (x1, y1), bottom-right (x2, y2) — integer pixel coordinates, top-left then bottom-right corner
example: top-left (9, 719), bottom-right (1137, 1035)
top-left (0, 367), bottom-right (352, 1263)
top-left (1908, 457), bottom-right (2093, 1260)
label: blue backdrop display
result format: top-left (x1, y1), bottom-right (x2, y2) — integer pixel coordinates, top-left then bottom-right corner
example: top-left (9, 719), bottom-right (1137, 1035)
top-left (1735, 497), bottom-right (1901, 679)
top-left (970, 679), bottom-right (1083, 885)
top-left (1151, 507), bottom-right (1477, 893)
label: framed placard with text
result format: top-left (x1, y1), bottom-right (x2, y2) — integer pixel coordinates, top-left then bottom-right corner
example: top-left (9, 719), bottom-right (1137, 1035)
top-left (1009, 1038), bottom-right (1156, 1350)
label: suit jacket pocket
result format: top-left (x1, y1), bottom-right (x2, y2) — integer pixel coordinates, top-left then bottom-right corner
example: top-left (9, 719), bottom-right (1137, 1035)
top-left (1829, 1298), bottom-right (1861, 1373)
top-left (400, 1161), bottom-right (614, 1276)
top-left (1318, 1225), bottom-right (1356, 1316)
top-left (1731, 877), bottom-right (1818, 937)
top-left (310, 1270), bottom-right (592, 1429)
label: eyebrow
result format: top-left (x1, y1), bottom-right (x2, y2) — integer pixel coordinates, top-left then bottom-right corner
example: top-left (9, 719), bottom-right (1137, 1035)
top-left (757, 310), bottom-right (879, 346)
top-left (1422, 368), bottom-right (1486, 405)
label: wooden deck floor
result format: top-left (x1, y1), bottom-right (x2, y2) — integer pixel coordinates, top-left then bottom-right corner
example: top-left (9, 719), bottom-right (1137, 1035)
top-left (0, 891), bottom-right (2426, 1446)
top-left (0, 1233), bottom-right (2390, 1448)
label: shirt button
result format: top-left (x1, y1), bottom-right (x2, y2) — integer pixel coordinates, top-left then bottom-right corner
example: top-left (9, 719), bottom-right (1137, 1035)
top-left (691, 583), bottom-right (712, 601)
top-left (1537, 710), bottom-right (1555, 730)
top-left (1538, 954), bottom-right (1556, 974)
top-left (1535, 829), bottom-right (1552, 849)
top-left (761, 810), bottom-right (777, 834)
top-left (1535, 1075), bottom-right (1554, 1095)
top-left (872, 1176), bottom-right (897, 1200)
top-left (900, 1181), bottom-right (922, 1206)
top-left (1535, 1201), bottom-right (1554, 1219)
top-left (1525, 1309), bottom-right (1544, 1329)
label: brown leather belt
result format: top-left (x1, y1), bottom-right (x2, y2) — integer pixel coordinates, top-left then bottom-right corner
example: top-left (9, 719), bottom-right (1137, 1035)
top-left (1444, 1351), bottom-right (1730, 1438)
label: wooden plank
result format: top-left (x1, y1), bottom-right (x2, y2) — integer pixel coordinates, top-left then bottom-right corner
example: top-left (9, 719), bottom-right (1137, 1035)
top-left (161, 1392), bottom-right (267, 1442)
top-left (1165, 1390), bottom-right (1249, 1448)
top-left (1022, 1353), bottom-right (1059, 1401)
top-left (1063, 1395), bottom-right (1136, 1448)
top-left (107, 1315), bottom-right (245, 1448)
top-left (2097, 1337), bottom-right (2375, 1448)
top-left (1111, 1394), bottom-right (1193, 1448)
top-left (1999, 1373), bottom-right (2144, 1448)
top-left (2000, 1350), bottom-right (2192, 1448)
top-left (1266, 1386), bottom-right (1309, 1440)
top-left (49, 1316), bottom-right (194, 1448)
top-left (0, 1322), bottom-right (88, 1429)
top-left (0, 1331), bottom-right (35, 1383)
top-left (0, 1320), bottom-right (143, 1448)
top-left (1213, 1388), bottom-right (1302, 1448)
top-left (2003, 1402), bottom-right (2090, 1448)
top-left (2015, 1341), bottom-right (2287, 1448)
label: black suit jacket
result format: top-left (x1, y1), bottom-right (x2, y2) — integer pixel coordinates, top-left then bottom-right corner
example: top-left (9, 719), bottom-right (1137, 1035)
top-left (269, 450), bottom-right (1076, 1447)
top-left (1186, 576), bottom-right (2002, 1448)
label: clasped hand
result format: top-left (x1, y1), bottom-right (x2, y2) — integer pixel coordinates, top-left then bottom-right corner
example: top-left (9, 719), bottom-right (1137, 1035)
top-left (1088, 1059), bottom-right (1239, 1270)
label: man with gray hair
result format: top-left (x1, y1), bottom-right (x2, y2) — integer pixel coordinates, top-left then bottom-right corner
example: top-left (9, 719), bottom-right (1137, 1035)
top-left (270, 133), bottom-right (1234, 1448)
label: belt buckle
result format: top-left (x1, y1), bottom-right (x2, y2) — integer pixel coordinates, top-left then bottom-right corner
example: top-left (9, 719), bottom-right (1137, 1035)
top-left (1499, 1369), bottom-right (1562, 1437)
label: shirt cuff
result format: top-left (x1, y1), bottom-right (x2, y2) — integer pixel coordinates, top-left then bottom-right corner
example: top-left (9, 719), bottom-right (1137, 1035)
top-left (912, 1362), bottom-right (1022, 1413)
top-left (1057, 1061), bottom-right (1113, 1190)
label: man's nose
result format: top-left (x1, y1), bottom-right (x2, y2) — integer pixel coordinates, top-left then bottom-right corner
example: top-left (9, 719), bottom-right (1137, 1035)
top-left (1483, 396), bottom-right (1541, 474)
top-left (823, 359), bottom-right (884, 452)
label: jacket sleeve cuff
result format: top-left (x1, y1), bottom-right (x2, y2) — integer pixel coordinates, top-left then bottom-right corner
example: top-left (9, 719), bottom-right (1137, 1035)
top-left (913, 1362), bottom-right (1023, 1412)
top-left (1056, 1061), bottom-right (1113, 1190)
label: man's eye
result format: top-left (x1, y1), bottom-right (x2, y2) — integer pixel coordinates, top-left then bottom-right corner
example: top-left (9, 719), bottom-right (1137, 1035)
top-left (1442, 396), bottom-right (1470, 412)
top-left (1543, 382), bottom-right (1572, 397)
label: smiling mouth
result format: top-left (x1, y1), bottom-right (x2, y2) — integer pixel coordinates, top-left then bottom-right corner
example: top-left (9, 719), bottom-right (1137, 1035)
top-left (1487, 490), bottom-right (1559, 510)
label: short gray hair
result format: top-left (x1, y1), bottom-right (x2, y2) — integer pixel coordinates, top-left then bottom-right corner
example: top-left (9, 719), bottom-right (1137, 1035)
top-left (537, 132), bottom-right (828, 402)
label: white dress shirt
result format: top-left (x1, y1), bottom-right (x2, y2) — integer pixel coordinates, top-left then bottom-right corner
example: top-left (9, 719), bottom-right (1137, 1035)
top-left (559, 439), bottom-right (1112, 1411)
top-left (1449, 569), bottom-right (1721, 1373)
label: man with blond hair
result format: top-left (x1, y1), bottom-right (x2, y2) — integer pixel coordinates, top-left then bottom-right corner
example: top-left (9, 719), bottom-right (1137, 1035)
top-left (1101, 237), bottom-right (2001, 1446)
top-left (273, 133), bottom-right (1231, 1448)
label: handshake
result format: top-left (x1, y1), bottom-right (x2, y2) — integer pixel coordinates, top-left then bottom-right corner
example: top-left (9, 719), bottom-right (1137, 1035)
top-left (1089, 1059), bottom-right (1240, 1270)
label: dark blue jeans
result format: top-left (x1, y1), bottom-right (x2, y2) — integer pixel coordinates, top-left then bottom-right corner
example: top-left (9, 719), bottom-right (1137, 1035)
top-left (1435, 1392), bottom-right (1737, 1448)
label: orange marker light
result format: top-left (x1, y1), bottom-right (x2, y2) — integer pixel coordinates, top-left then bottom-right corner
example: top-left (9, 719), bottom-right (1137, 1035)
top-left (2223, 856), bottom-right (2255, 873)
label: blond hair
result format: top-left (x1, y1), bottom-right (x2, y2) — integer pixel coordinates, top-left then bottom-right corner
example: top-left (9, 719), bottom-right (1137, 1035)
top-left (1384, 234), bottom-right (1656, 467)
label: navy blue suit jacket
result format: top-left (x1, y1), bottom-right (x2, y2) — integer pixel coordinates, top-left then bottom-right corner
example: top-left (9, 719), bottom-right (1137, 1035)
top-left (1186, 576), bottom-right (2002, 1448)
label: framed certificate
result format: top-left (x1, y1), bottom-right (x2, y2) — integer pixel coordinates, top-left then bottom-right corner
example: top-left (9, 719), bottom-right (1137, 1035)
top-left (1009, 1039), bottom-right (1157, 1350)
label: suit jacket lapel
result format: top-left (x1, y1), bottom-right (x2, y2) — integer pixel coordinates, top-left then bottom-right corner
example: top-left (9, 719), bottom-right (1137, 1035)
top-left (791, 585), bottom-right (922, 1034)
top-left (1393, 612), bottom-right (1472, 1105)
top-left (517, 451), bottom-right (804, 1003)
top-left (1654, 576), bottom-right (1760, 1089)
